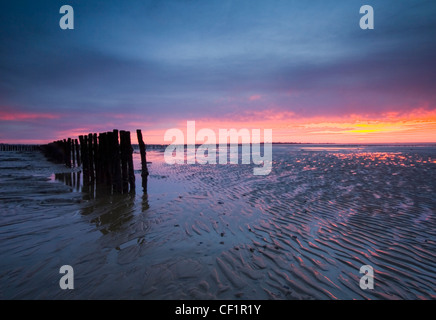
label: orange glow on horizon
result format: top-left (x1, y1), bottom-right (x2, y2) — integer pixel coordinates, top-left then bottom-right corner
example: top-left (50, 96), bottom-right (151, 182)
top-left (2, 108), bottom-right (436, 145)
top-left (154, 108), bottom-right (436, 144)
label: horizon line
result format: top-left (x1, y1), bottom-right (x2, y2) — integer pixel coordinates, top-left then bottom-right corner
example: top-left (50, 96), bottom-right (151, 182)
top-left (2, 142), bottom-right (436, 146)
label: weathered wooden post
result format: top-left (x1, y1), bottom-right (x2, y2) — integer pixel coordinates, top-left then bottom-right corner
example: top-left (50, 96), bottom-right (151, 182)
top-left (126, 131), bottom-right (135, 192)
top-left (112, 130), bottom-right (122, 193)
top-left (93, 133), bottom-right (98, 180)
top-left (75, 139), bottom-right (80, 167)
top-left (88, 133), bottom-right (94, 181)
top-left (66, 138), bottom-right (72, 167)
top-left (108, 131), bottom-right (116, 192)
top-left (136, 129), bottom-right (149, 192)
top-left (61, 139), bottom-right (65, 166)
top-left (97, 133), bottom-right (105, 183)
top-left (80, 135), bottom-right (89, 186)
top-left (120, 130), bottom-right (129, 193)
top-left (79, 136), bottom-right (85, 172)
top-left (103, 132), bottom-right (111, 186)
top-left (71, 138), bottom-right (75, 167)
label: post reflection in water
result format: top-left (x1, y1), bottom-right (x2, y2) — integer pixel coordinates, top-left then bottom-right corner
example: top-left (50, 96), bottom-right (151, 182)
top-left (53, 170), bottom-right (150, 235)
top-left (54, 171), bottom-right (81, 192)
top-left (82, 193), bottom-right (135, 235)
top-left (142, 193), bottom-right (150, 212)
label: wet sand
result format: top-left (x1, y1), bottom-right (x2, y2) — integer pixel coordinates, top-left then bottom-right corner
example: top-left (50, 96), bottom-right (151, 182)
top-left (1, 145), bottom-right (435, 299)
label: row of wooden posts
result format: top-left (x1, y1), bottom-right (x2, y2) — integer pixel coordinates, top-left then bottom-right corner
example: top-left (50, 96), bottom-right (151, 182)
top-left (41, 138), bottom-right (80, 168)
top-left (0, 144), bottom-right (40, 151)
top-left (41, 129), bottom-right (149, 194)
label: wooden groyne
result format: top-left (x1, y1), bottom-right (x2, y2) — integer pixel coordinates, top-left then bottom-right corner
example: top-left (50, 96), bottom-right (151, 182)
top-left (0, 144), bottom-right (40, 151)
top-left (80, 130), bottom-right (135, 194)
top-left (42, 129), bottom-right (150, 194)
top-left (40, 139), bottom-right (80, 167)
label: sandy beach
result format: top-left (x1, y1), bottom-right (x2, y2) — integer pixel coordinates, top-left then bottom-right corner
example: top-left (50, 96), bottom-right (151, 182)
top-left (1, 144), bottom-right (435, 299)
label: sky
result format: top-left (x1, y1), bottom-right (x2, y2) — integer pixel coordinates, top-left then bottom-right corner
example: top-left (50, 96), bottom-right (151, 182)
top-left (1, 0), bottom-right (436, 144)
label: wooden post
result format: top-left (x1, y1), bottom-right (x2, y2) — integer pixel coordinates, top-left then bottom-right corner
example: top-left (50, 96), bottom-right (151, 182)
top-left (88, 133), bottom-right (94, 181)
top-left (71, 138), bottom-right (75, 167)
top-left (97, 133), bottom-right (105, 183)
top-left (136, 129), bottom-right (149, 192)
top-left (103, 132), bottom-right (111, 186)
top-left (66, 138), bottom-right (72, 167)
top-left (93, 133), bottom-right (98, 181)
top-left (107, 131), bottom-right (116, 193)
top-left (120, 131), bottom-right (129, 193)
top-left (126, 131), bottom-right (135, 192)
top-left (58, 140), bottom-right (63, 163)
top-left (112, 130), bottom-right (122, 193)
top-left (75, 139), bottom-right (80, 167)
top-left (79, 136), bottom-right (85, 171)
top-left (80, 135), bottom-right (89, 184)
top-left (62, 139), bottom-right (67, 166)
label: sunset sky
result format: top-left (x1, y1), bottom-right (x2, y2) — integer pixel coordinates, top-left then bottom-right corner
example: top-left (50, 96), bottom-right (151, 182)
top-left (1, 0), bottom-right (436, 144)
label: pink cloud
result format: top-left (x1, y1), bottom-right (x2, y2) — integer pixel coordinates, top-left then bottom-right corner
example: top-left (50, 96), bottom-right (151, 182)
top-left (0, 110), bottom-right (59, 121)
top-left (248, 95), bottom-right (261, 101)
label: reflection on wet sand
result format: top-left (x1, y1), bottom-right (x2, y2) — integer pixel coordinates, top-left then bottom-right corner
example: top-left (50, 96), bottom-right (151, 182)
top-left (53, 171), bottom-right (149, 234)
top-left (54, 171), bottom-right (81, 192)
top-left (81, 193), bottom-right (135, 235)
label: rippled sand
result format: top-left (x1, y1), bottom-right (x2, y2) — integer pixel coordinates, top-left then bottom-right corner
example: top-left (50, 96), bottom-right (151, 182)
top-left (1, 145), bottom-right (435, 299)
